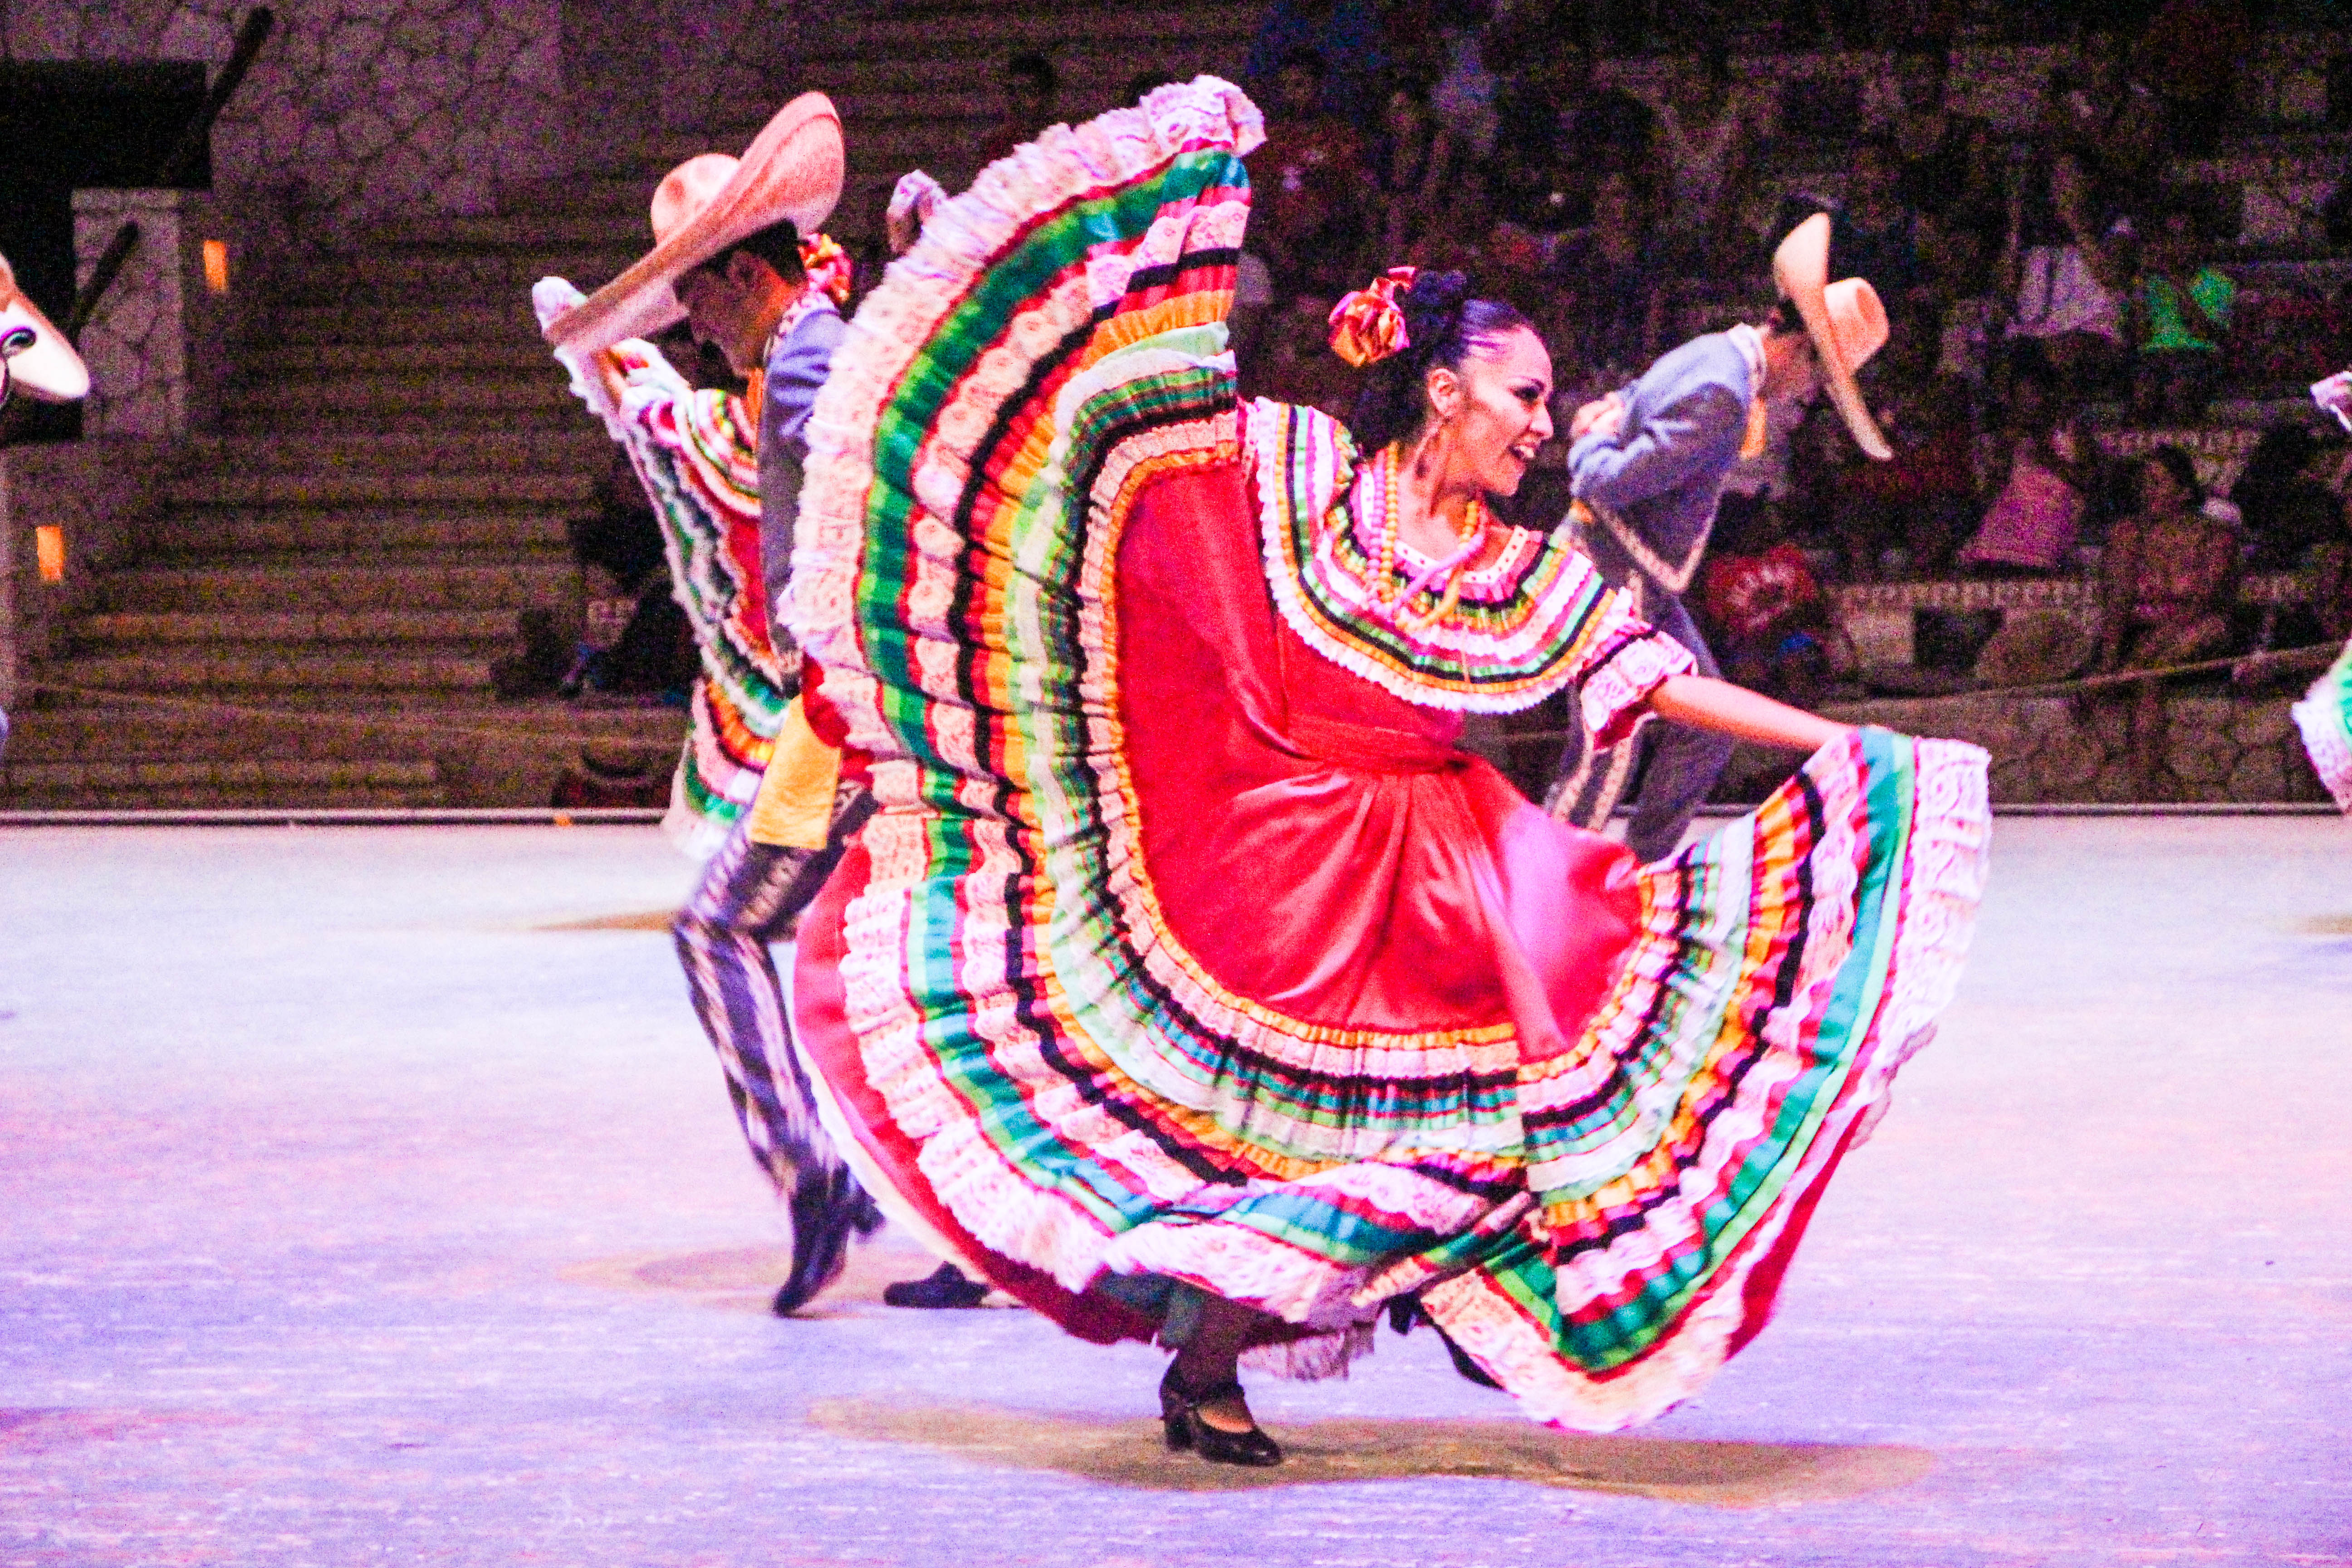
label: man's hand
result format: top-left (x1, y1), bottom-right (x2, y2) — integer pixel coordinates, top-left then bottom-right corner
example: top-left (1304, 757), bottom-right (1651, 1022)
top-left (1570, 391), bottom-right (1626, 442)
top-left (887, 170), bottom-right (946, 257)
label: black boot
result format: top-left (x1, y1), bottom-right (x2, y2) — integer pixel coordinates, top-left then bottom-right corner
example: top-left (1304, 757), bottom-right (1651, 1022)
top-left (1159, 1362), bottom-right (1282, 1467)
top-left (771, 1166), bottom-right (871, 1316)
top-left (882, 1262), bottom-right (989, 1309)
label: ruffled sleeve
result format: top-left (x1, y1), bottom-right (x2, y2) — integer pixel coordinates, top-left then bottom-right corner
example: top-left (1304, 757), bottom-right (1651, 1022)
top-left (1572, 603), bottom-right (1695, 751)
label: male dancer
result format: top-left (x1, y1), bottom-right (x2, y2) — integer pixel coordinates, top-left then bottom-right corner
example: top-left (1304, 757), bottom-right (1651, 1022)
top-left (538, 96), bottom-right (894, 1314)
top-left (1548, 213), bottom-right (1892, 861)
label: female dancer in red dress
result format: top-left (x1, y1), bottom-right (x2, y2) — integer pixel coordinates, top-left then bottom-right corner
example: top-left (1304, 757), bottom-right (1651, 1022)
top-left (783, 79), bottom-right (1990, 1464)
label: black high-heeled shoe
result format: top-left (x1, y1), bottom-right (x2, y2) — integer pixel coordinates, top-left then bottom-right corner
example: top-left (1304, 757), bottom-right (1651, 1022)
top-left (1159, 1362), bottom-right (1284, 1467)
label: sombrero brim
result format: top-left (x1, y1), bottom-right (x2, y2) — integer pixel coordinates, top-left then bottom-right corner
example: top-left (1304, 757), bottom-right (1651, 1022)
top-left (1773, 214), bottom-right (1891, 462)
top-left (0, 257), bottom-right (90, 404)
top-left (544, 93), bottom-right (844, 357)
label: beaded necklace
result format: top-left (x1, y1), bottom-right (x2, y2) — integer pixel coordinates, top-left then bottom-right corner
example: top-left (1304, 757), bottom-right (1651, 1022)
top-left (1366, 444), bottom-right (1488, 633)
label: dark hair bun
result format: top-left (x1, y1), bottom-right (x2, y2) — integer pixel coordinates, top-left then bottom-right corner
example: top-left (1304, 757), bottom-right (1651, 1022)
top-left (1398, 269), bottom-right (1470, 346)
top-left (1342, 270), bottom-right (1532, 456)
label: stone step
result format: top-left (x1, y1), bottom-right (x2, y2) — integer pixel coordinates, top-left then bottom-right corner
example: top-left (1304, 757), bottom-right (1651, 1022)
top-left (271, 304), bottom-right (545, 347)
top-left (73, 608), bottom-right (522, 647)
top-left (0, 701), bottom-right (684, 763)
top-left (220, 372), bottom-right (573, 417)
top-left (164, 470), bottom-right (597, 508)
top-left (1, 757), bottom-right (446, 804)
top-left (177, 430), bottom-right (608, 474)
top-left (54, 649), bottom-right (500, 695)
top-left (280, 248), bottom-right (642, 305)
top-left (219, 406), bottom-right (582, 437)
top-left (152, 505), bottom-right (576, 557)
top-left (240, 341), bottom-right (559, 376)
top-left (786, 3), bottom-right (1259, 52)
top-left (367, 212), bottom-right (665, 250)
top-left (98, 560), bottom-right (576, 613)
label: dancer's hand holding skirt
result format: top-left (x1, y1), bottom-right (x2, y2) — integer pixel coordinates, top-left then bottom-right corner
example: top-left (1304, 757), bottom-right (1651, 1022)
top-left (782, 77), bottom-right (1993, 1431)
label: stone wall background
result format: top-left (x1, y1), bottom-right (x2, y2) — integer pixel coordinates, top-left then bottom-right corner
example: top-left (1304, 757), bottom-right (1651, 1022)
top-left (5, 0), bottom-right (566, 238)
top-left (0, 0), bottom-right (813, 242)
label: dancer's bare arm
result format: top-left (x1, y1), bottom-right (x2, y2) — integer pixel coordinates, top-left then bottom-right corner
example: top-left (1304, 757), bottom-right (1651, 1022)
top-left (1647, 674), bottom-right (1851, 751)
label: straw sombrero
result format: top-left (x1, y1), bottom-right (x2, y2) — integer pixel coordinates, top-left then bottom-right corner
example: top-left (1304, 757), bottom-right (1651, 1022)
top-left (0, 251), bottom-right (90, 404)
top-left (1772, 213), bottom-right (1891, 461)
top-left (542, 93), bottom-right (844, 358)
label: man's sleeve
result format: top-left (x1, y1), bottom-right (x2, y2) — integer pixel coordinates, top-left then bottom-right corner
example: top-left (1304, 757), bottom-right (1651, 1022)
top-left (1568, 382), bottom-right (1747, 512)
top-left (758, 311), bottom-right (848, 649)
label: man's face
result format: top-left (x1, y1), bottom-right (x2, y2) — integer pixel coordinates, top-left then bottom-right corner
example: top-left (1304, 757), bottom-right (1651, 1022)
top-left (676, 253), bottom-right (774, 378)
top-left (1760, 326), bottom-right (1823, 403)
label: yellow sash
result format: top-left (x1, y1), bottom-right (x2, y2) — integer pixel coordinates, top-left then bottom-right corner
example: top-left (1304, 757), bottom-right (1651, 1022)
top-left (744, 695), bottom-right (841, 849)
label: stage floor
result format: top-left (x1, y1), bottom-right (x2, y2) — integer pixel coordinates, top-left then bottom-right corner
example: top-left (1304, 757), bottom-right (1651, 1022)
top-left (3, 820), bottom-right (2347, 1566)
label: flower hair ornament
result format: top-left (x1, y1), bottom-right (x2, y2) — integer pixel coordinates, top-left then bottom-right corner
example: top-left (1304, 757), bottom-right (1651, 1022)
top-left (1327, 267), bottom-right (1419, 368)
top-left (799, 233), bottom-right (854, 307)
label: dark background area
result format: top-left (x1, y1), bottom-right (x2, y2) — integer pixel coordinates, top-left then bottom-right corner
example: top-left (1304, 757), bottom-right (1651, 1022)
top-left (0, 62), bottom-right (209, 441)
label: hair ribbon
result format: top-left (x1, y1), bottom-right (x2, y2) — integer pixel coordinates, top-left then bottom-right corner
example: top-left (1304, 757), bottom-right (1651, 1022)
top-left (1327, 266), bottom-right (1418, 368)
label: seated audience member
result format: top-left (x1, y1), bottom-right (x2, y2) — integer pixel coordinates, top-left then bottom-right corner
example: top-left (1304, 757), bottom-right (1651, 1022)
top-left (1930, 118), bottom-right (2010, 251)
top-left (2096, 445), bottom-right (2243, 795)
top-left (2003, 151), bottom-right (2132, 399)
top-left (2132, 203), bottom-right (2234, 426)
top-left (1370, 82), bottom-right (1460, 262)
top-left (1700, 495), bottom-right (1852, 706)
top-left (1490, 35), bottom-right (1652, 232)
top-left (977, 53), bottom-right (1060, 165)
top-left (1245, 0), bottom-right (1387, 126)
top-left (555, 465), bottom-right (695, 704)
top-left (1652, 45), bottom-right (1758, 270)
top-left (1252, 49), bottom-right (1372, 298)
top-left (1960, 358), bottom-right (2096, 576)
top-left (1922, 213), bottom-right (2003, 391)
top-left (2132, 0), bottom-right (2249, 156)
top-left (1250, 292), bottom-right (1361, 420)
top-left (2048, 31), bottom-right (2166, 210)
top-left (1837, 371), bottom-right (1979, 579)
top-left (1544, 170), bottom-right (1668, 376)
top-left (2235, 423), bottom-right (2348, 573)
top-left (1844, 137), bottom-right (1926, 306)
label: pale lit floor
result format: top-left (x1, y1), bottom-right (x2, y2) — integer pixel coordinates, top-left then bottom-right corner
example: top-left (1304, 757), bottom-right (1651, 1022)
top-left (2, 820), bottom-right (2347, 1567)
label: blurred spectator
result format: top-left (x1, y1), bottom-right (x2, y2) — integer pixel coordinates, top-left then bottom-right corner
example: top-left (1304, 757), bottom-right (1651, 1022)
top-left (1490, 37), bottom-right (1653, 233)
top-left (2132, 203), bottom-right (2234, 425)
top-left (1844, 137), bottom-right (1926, 304)
top-left (2002, 152), bottom-right (2132, 398)
top-left (1252, 49), bottom-right (1372, 297)
top-left (1837, 371), bottom-right (1980, 578)
top-left (1251, 292), bottom-right (1361, 418)
top-left (1426, 0), bottom-right (1502, 159)
top-left (2235, 423), bottom-right (2348, 571)
top-left (1960, 356), bottom-right (2097, 575)
top-left (1370, 83), bottom-right (1461, 262)
top-left (1404, 161), bottom-right (1499, 282)
top-left (1652, 46), bottom-right (1759, 270)
top-left (1929, 118), bottom-right (2011, 248)
top-left (1245, 0), bottom-right (1388, 127)
top-left (2132, 0), bottom-right (2250, 155)
top-left (555, 464), bottom-right (695, 704)
top-left (1921, 210), bottom-right (2004, 389)
top-left (2096, 445), bottom-right (2242, 794)
top-left (1699, 496), bottom-right (1852, 706)
top-left (977, 53), bottom-right (1059, 165)
top-left (1544, 171), bottom-right (1669, 378)
top-left (2045, 32), bottom-right (2166, 209)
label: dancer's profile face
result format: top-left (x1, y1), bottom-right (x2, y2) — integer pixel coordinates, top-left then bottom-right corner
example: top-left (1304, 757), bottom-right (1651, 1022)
top-left (1428, 325), bottom-right (1553, 499)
